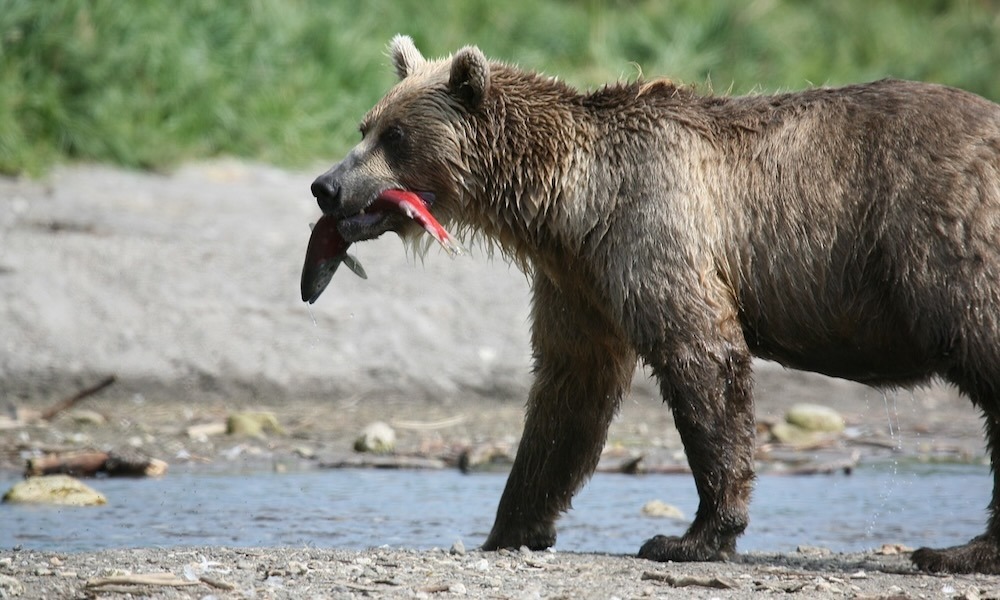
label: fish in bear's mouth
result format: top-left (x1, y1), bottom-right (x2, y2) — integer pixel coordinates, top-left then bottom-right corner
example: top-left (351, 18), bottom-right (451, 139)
top-left (300, 189), bottom-right (463, 304)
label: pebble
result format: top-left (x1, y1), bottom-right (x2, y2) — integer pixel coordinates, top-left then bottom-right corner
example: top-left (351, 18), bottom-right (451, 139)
top-left (354, 421), bottom-right (396, 454)
top-left (450, 540), bottom-right (466, 556)
top-left (226, 412), bottom-right (284, 437)
top-left (640, 499), bottom-right (685, 519)
top-left (795, 545), bottom-right (832, 557)
top-left (785, 403), bottom-right (845, 432)
top-left (286, 561), bottom-right (308, 575)
top-left (293, 446), bottom-right (316, 459)
top-left (0, 574), bottom-right (23, 596)
top-left (70, 409), bottom-right (106, 426)
top-left (2, 475), bottom-right (107, 506)
top-left (769, 422), bottom-right (821, 445)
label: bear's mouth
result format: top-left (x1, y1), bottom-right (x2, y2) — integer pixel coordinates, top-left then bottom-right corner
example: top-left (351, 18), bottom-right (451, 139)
top-left (336, 190), bottom-right (438, 243)
top-left (300, 189), bottom-right (463, 303)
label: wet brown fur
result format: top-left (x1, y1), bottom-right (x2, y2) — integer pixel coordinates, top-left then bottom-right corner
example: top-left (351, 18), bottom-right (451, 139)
top-left (311, 36), bottom-right (1000, 573)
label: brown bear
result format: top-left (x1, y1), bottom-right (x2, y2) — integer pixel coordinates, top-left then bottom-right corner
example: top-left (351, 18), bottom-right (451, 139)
top-left (306, 35), bottom-right (1000, 574)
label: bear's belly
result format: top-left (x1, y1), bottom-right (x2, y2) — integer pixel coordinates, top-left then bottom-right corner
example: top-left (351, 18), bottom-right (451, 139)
top-left (741, 317), bottom-right (939, 387)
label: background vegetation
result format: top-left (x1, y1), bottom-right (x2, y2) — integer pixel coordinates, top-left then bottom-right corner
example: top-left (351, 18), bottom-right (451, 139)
top-left (2, 0), bottom-right (999, 175)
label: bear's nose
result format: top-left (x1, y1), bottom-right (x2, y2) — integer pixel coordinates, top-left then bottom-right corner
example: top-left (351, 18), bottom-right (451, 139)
top-left (311, 175), bottom-right (341, 214)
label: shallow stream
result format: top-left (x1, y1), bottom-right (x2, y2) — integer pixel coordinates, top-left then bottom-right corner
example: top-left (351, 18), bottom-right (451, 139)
top-left (1, 462), bottom-right (988, 555)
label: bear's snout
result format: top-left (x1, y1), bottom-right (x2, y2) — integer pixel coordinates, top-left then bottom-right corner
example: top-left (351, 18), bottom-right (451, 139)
top-left (311, 174), bottom-right (342, 215)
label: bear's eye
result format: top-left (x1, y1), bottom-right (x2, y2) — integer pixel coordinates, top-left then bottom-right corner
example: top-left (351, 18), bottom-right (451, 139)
top-left (381, 124), bottom-right (405, 147)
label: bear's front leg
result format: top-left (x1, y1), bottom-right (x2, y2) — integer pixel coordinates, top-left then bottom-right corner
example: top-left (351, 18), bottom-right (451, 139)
top-left (482, 274), bottom-right (636, 551)
top-left (638, 327), bottom-right (756, 562)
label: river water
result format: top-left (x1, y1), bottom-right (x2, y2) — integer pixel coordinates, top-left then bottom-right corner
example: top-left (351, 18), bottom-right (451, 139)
top-left (1, 462), bottom-right (988, 554)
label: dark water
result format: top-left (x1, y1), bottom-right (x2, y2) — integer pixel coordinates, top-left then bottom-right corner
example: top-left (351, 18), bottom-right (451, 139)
top-left (1, 462), bottom-right (988, 554)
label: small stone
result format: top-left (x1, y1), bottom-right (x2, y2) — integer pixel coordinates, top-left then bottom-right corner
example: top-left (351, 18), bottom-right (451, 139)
top-left (226, 412), bottom-right (285, 438)
top-left (2, 475), bottom-right (106, 506)
top-left (785, 403), bottom-right (845, 432)
top-left (69, 409), bottom-right (106, 426)
top-left (354, 422), bottom-right (396, 454)
top-left (641, 499), bottom-right (685, 519)
top-left (450, 540), bottom-right (466, 555)
top-left (293, 446), bottom-right (317, 459)
top-left (286, 561), bottom-right (308, 575)
top-left (0, 574), bottom-right (23, 596)
top-left (876, 543), bottom-right (912, 555)
top-left (186, 422), bottom-right (227, 440)
top-left (770, 421), bottom-right (822, 445)
top-left (449, 582), bottom-right (468, 594)
top-left (958, 587), bottom-right (981, 600)
top-left (795, 545), bottom-right (832, 557)
top-left (473, 558), bottom-right (489, 572)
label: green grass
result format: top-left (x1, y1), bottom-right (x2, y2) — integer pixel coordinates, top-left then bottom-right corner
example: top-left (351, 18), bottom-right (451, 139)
top-left (2, 0), bottom-right (999, 175)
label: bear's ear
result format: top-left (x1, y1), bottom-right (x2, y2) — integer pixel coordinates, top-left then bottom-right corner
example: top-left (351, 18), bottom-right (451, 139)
top-left (449, 45), bottom-right (490, 109)
top-left (390, 34), bottom-right (425, 80)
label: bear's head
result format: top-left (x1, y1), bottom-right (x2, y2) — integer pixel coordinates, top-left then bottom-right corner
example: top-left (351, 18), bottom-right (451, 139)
top-left (310, 35), bottom-right (491, 249)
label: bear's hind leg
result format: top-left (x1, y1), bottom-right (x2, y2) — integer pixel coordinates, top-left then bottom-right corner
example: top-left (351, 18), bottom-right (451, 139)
top-left (638, 332), bottom-right (756, 562)
top-left (482, 275), bottom-right (636, 551)
top-left (912, 376), bottom-right (1000, 574)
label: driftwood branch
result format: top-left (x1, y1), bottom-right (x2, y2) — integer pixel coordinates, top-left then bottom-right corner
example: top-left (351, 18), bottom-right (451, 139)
top-left (40, 375), bottom-right (116, 421)
top-left (86, 573), bottom-right (199, 588)
top-left (26, 450), bottom-right (167, 478)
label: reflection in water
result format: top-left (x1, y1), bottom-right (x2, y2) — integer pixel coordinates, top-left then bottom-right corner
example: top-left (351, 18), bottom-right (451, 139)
top-left (1, 463), bottom-right (988, 554)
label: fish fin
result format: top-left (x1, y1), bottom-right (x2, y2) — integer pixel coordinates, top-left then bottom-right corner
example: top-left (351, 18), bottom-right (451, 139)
top-left (343, 254), bottom-right (368, 279)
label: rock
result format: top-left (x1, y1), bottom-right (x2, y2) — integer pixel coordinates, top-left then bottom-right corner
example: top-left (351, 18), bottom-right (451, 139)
top-left (769, 421), bottom-right (822, 445)
top-left (353, 421), bottom-right (396, 454)
top-left (2, 475), bottom-right (107, 506)
top-left (0, 574), bottom-right (23, 597)
top-left (640, 499), bottom-right (685, 519)
top-left (292, 446), bottom-right (317, 459)
top-left (450, 539), bottom-right (466, 555)
top-left (795, 545), bottom-right (833, 557)
top-left (226, 412), bottom-right (284, 438)
top-left (187, 422), bottom-right (227, 440)
top-left (69, 409), bottom-right (107, 426)
top-left (456, 441), bottom-right (515, 473)
top-left (876, 543), bottom-right (912, 555)
top-left (785, 403), bottom-right (845, 432)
